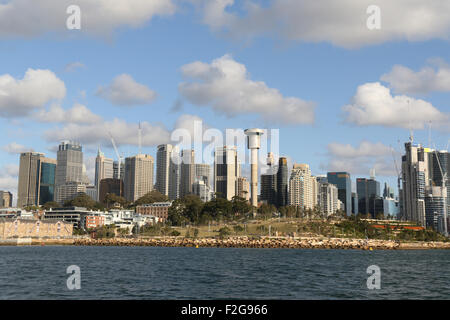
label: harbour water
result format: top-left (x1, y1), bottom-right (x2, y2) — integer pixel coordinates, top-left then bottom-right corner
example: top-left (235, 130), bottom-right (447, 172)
top-left (0, 246), bottom-right (448, 299)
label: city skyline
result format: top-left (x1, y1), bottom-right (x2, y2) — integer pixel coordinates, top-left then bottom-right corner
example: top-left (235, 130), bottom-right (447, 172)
top-left (0, 1), bottom-right (449, 206)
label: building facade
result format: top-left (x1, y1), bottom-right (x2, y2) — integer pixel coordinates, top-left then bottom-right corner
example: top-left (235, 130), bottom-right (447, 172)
top-left (124, 154), bottom-right (154, 202)
top-left (214, 146), bottom-right (240, 200)
top-left (94, 148), bottom-right (114, 200)
top-left (288, 164), bottom-right (314, 209)
top-left (327, 172), bottom-right (352, 216)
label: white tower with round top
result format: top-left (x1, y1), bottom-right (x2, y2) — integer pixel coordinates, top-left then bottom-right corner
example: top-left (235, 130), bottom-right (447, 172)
top-left (244, 128), bottom-right (264, 209)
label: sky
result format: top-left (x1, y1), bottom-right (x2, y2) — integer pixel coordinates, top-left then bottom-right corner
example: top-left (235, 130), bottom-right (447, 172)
top-left (0, 0), bottom-right (449, 203)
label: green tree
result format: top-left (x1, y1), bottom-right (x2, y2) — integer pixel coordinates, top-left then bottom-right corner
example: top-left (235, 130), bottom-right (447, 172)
top-left (103, 193), bottom-right (128, 208)
top-left (42, 201), bottom-right (60, 210)
top-left (64, 193), bottom-right (104, 211)
top-left (231, 196), bottom-right (252, 217)
top-left (134, 190), bottom-right (168, 206)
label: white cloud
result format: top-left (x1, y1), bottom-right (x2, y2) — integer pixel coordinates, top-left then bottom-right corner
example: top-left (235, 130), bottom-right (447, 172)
top-left (0, 164), bottom-right (19, 204)
top-left (3, 142), bottom-right (33, 154)
top-left (342, 82), bottom-right (449, 130)
top-left (0, 68), bottom-right (66, 117)
top-left (381, 60), bottom-right (450, 94)
top-left (96, 74), bottom-right (157, 106)
top-left (0, 0), bottom-right (176, 37)
top-left (179, 54), bottom-right (316, 125)
top-left (197, 0), bottom-right (450, 48)
top-left (44, 118), bottom-right (170, 148)
top-left (323, 141), bottom-right (397, 177)
top-left (35, 103), bottom-right (102, 124)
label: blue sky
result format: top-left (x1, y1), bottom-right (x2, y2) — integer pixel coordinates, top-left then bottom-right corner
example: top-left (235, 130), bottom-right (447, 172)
top-left (0, 0), bottom-right (449, 201)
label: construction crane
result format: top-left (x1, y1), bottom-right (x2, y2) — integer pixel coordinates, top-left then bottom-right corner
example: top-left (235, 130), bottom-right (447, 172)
top-left (433, 145), bottom-right (448, 237)
top-left (109, 132), bottom-right (123, 179)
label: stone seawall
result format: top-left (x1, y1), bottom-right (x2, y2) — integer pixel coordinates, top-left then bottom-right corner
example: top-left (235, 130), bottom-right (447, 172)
top-left (73, 237), bottom-right (450, 250)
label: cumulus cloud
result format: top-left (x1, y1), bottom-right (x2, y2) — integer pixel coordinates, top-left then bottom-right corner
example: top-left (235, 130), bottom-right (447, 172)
top-left (196, 0), bottom-right (450, 48)
top-left (0, 68), bottom-right (66, 117)
top-left (44, 118), bottom-right (170, 147)
top-left (342, 82), bottom-right (449, 130)
top-left (179, 54), bottom-right (316, 125)
top-left (323, 141), bottom-right (397, 177)
top-left (0, 163), bottom-right (19, 204)
top-left (3, 142), bottom-right (33, 154)
top-left (381, 60), bottom-right (450, 94)
top-left (96, 74), bottom-right (157, 106)
top-left (35, 103), bottom-right (102, 124)
top-left (0, 0), bottom-right (176, 37)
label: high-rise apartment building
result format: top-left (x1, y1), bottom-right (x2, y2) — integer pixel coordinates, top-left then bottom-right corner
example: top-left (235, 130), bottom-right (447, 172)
top-left (180, 149), bottom-right (195, 198)
top-left (124, 154), bottom-right (154, 202)
top-left (327, 172), bottom-right (352, 216)
top-left (214, 146), bottom-right (240, 200)
top-left (402, 142), bottom-right (448, 234)
top-left (288, 164), bottom-right (314, 209)
top-left (95, 148), bottom-right (113, 201)
top-left (237, 177), bottom-right (250, 201)
top-left (318, 182), bottom-right (339, 216)
top-left (17, 152), bottom-right (57, 207)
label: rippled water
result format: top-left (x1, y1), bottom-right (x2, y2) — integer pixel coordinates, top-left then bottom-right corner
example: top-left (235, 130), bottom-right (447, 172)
top-left (0, 246), bottom-right (448, 299)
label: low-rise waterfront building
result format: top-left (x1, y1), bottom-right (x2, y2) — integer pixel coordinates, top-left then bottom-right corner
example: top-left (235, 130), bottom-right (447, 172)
top-left (136, 202), bottom-right (171, 222)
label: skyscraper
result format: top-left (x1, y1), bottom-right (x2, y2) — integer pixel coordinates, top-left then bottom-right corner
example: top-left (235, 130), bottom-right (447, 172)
top-left (327, 172), bottom-right (352, 216)
top-left (318, 182), bottom-right (339, 217)
top-left (156, 144), bottom-right (174, 197)
top-left (356, 178), bottom-right (381, 216)
top-left (113, 161), bottom-right (124, 180)
top-left (95, 148), bottom-right (114, 200)
top-left (168, 146), bottom-right (180, 201)
top-left (180, 149), bottom-right (195, 198)
top-left (124, 154), bottom-right (154, 202)
top-left (260, 153), bottom-right (277, 206)
top-left (195, 163), bottom-right (211, 187)
top-left (237, 176), bottom-right (250, 201)
top-left (288, 164), bottom-right (314, 209)
top-left (214, 146), bottom-right (239, 200)
top-left (17, 152), bottom-right (57, 207)
top-left (55, 141), bottom-right (83, 186)
top-left (276, 157), bottom-right (288, 207)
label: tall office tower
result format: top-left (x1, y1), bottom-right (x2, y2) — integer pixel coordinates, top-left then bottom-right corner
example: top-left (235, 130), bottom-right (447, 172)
top-left (327, 172), bottom-right (352, 216)
top-left (276, 157), bottom-right (288, 207)
top-left (180, 149), bottom-right (195, 198)
top-left (195, 163), bottom-right (211, 187)
top-left (237, 177), bottom-right (250, 201)
top-left (17, 152), bottom-right (44, 207)
top-left (113, 161), bottom-right (124, 180)
top-left (288, 164), bottom-right (314, 209)
top-left (55, 141), bottom-right (83, 186)
top-left (383, 183), bottom-right (395, 199)
top-left (39, 157), bottom-right (57, 205)
top-left (124, 154), bottom-right (154, 202)
top-left (94, 148), bottom-right (114, 200)
top-left (214, 146), bottom-right (240, 200)
top-left (55, 181), bottom-right (87, 204)
top-left (318, 182), bottom-right (339, 217)
top-left (424, 186), bottom-right (447, 233)
top-left (17, 152), bottom-right (57, 207)
top-left (99, 178), bottom-right (124, 204)
top-left (0, 191), bottom-right (13, 208)
top-left (168, 146), bottom-right (180, 200)
top-left (401, 142), bottom-right (432, 226)
top-left (260, 153), bottom-right (277, 206)
top-left (351, 192), bottom-right (359, 215)
top-left (193, 179), bottom-right (212, 202)
top-left (156, 144), bottom-right (174, 196)
top-left (356, 178), bottom-right (381, 216)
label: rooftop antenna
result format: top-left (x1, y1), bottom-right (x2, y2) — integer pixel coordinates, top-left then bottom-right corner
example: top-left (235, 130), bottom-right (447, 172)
top-left (407, 99), bottom-right (414, 144)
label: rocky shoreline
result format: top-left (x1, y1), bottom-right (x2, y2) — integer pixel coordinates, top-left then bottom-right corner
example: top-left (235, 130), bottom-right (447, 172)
top-left (73, 236), bottom-right (450, 250)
